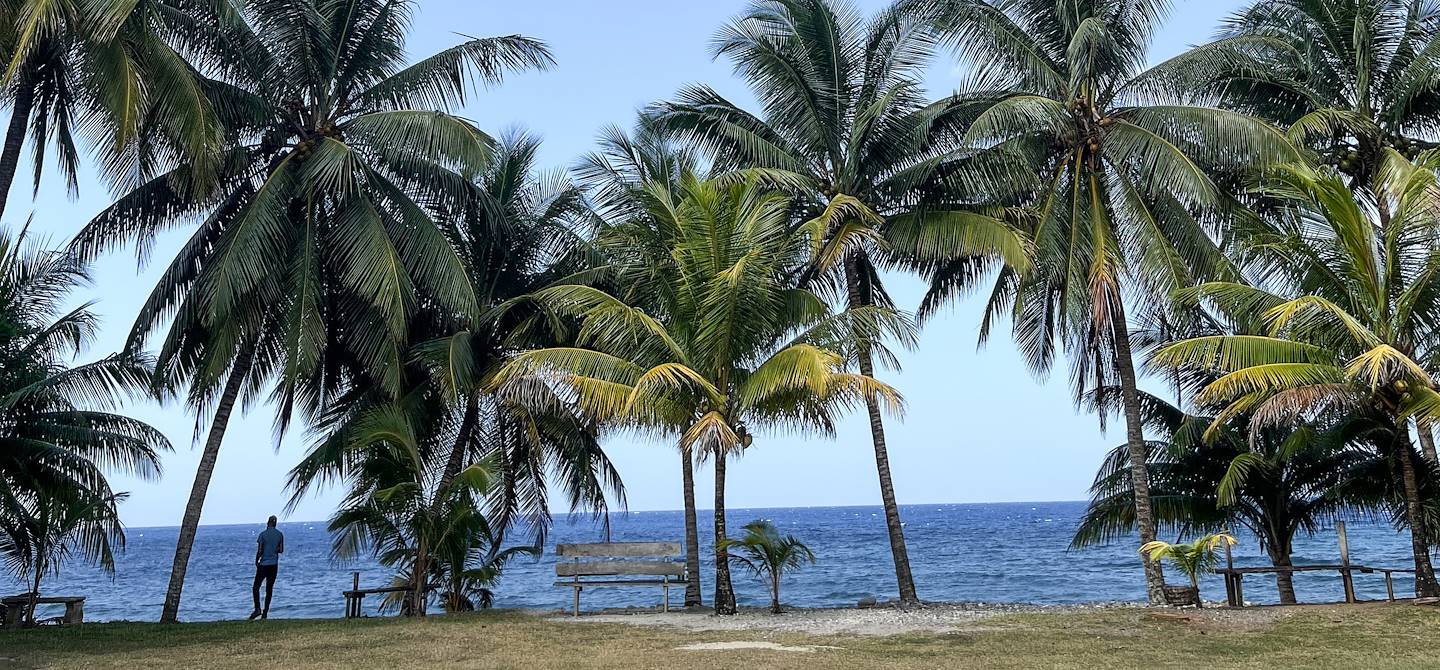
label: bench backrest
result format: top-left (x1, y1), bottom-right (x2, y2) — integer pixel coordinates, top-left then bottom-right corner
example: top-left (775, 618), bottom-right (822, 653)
top-left (555, 542), bottom-right (681, 558)
top-left (1, 596), bottom-right (84, 605)
top-left (554, 542), bottom-right (685, 578)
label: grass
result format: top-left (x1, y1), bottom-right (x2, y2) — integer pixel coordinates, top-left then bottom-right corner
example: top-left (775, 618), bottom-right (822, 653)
top-left (2, 604), bottom-right (1438, 669)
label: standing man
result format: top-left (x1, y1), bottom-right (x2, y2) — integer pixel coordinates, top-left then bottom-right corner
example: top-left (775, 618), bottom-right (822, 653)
top-left (250, 516), bottom-right (284, 620)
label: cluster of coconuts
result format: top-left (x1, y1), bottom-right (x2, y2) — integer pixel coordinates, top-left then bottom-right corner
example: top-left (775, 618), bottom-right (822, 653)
top-left (1329, 146), bottom-right (1363, 173)
top-left (288, 123), bottom-right (341, 166)
top-left (1396, 379), bottom-right (1412, 403)
top-left (1391, 135), bottom-right (1424, 160)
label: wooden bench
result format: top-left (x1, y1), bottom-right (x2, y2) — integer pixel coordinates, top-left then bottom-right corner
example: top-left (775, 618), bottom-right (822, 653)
top-left (554, 542), bottom-right (687, 616)
top-left (342, 572), bottom-right (414, 619)
top-left (1, 595), bottom-right (84, 626)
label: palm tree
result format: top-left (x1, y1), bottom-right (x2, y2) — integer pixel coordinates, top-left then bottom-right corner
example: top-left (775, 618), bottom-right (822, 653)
top-left (66, 0), bottom-right (554, 623)
top-left (1191, 0), bottom-right (1440, 458)
top-left (0, 0), bottom-right (220, 222)
top-left (289, 131), bottom-right (623, 549)
top-left (1196, 0), bottom-right (1440, 185)
top-left (574, 119), bottom-right (706, 606)
top-left (1138, 532), bottom-right (1238, 605)
top-left (1154, 156), bottom-right (1440, 597)
top-left (927, 0), bottom-right (1298, 604)
top-left (719, 519), bottom-right (816, 613)
top-left (0, 229), bottom-right (167, 625)
top-left (1074, 391), bottom-right (1376, 604)
top-left (3, 489), bottom-right (125, 626)
top-left (325, 401), bottom-right (529, 617)
top-left (652, 0), bottom-right (1028, 606)
top-left (500, 174), bottom-right (906, 614)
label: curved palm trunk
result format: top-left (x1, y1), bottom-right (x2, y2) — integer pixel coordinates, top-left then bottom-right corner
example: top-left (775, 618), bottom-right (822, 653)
top-left (437, 396), bottom-right (481, 495)
top-left (1111, 304), bottom-right (1166, 605)
top-left (160, 344), bottom-right (256, 623)
top-left (713, 450), bottom-right (736, 615)
top-left (0, 80), bottom-right (36, 223)
top-left (681, 448), bottom-right (703, 607)
top-left (1396, 438), bottom-right (1440, 597)
top-left (845, 256), bottom-right (919, 606)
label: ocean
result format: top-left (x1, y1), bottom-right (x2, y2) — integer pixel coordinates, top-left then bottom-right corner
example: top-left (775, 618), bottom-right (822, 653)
top-left (3, 501), bottom-right (1423, 622)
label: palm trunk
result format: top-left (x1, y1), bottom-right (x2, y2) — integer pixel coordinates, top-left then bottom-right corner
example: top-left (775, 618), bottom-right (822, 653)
top-left (681, 447), bottom-right (703, 607)
top-left (26, 556), bottom-right (42, 627)
top-left (437, 396), bottom-right (480, 495)
top-left (1270, 551), bottom-right (1297, 605)
top-left (1111, 302), bottom-right (1166, 605)
top-left (713, 450), bottom-right (736, 615)
top-left (1417, 421), bottom-right (1437, 464)
top-left (413, 543), bottom-right (429, 617)
top-left (0, 79), bottom-right (35, 223)
top-left (1396, 437), bottom-right (1440, 597)
top-left (845, 255), bottom-right (919, 606)
top-left (160, 343), bottom-right (256, 623)
top-left (770, 574), bottom-right (781, 614)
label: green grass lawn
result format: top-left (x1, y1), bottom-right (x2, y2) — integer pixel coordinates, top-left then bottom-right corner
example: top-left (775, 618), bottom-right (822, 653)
top-left (2, 604), bottom-right (1438, 669)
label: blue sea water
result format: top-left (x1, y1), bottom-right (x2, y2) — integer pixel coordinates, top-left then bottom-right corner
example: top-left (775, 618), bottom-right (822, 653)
top-left (3, 502), bottom-right (1423, 622)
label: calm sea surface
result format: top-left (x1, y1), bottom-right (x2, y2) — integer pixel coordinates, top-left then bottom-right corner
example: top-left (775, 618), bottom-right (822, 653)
top-left (3, 502), bottom-right (1423, 622)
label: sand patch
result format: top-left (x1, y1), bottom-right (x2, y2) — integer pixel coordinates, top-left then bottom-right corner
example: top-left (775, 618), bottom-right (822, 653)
top-left (676, 641), bottom-right (832, 653)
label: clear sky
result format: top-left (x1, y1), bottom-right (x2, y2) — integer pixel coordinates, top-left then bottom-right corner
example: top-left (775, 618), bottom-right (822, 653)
top-left (18, 0), bottom-right (1249, 528)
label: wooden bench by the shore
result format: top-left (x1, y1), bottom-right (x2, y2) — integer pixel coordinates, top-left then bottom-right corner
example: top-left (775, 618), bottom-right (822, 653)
top-left (554, 542), bottom-right (687, 616)
top-left (342, 573), bottom-right (413, 619)
top-left (1, 596), bottom-right (84, 626)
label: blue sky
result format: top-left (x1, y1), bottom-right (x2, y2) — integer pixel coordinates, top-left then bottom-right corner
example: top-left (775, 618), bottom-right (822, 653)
top-left (19, 0), bottom-right (1248, 528)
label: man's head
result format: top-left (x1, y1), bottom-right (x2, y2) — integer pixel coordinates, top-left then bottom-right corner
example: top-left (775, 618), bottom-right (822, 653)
top-left (267, 516), bottom-right (278, 528)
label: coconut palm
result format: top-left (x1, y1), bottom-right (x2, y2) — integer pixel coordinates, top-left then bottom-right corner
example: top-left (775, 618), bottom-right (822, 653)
top-left (926, 0), bottom-right (1299, 603)
top-left (0, 0), bottom-right (220, 222)
top-left (289, 132), bottom-right (623, 548)
top-left (719, 519), bottom-right (816, 614)
top-left (325, 399), bottom-right (533, 618)
top-left (65, 0), bottom-right (553, 623)
top-left (0, 230), bottom-right (167, 625)
top-left (1191, 0), bottom-right (1440, 458)
top-left (1154, 155), bottom-right (1440, 597)
top-left (574, 119), bottom-right (707, 607)
top-left (1074, 390), bottom-right (1376, 604)
top-left (1191, 0), bottom-right (1440, 184)
top-left (500, 174), bottom-right (906, 614)
top-left (652, 0), bottom-right (1029, 606)
top-left (1139, 532), bottom-right (1238, 603)
top-left (2, 488), bottom-right (126, 626)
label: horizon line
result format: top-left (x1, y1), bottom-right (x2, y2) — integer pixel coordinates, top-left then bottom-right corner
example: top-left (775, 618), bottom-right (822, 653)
top-left (129, 499), bottom-right (1090, 530)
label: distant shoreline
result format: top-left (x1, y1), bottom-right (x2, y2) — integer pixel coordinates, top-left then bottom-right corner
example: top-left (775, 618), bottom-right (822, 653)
top-left (126, 499), bottom-right (1094, 530)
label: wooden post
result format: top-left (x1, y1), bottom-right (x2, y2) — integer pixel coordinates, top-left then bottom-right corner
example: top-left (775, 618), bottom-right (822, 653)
top-left (662, 575), bottom-right (670, 614)
top-left (1223, 538), bottom-right (1238, 607)
top-left (349, 572), bottom-right (361, 618)
top-left (1338, 521), bottom-right (1356, 604)
top-left (1385, 571), bottom-right (1396, 602)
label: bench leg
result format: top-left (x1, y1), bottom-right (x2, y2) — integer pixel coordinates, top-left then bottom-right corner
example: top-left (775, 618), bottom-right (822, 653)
top-left (64, 601), bottom-right (82, 625)
top-left (1386, 572), bottom-right (1395, 602)
top-left (662, 581), bottom-right (670, 614)
top-left (573, 586), bottom-right (581, 617)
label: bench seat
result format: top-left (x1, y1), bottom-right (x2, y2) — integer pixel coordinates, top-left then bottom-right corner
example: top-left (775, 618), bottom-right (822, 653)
top-left (1, 596), bottom-right (84, 626)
